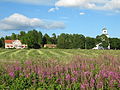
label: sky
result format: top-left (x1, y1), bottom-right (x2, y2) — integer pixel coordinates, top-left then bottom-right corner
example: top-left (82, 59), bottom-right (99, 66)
top-left (0, 0), bottom-right (120, 38)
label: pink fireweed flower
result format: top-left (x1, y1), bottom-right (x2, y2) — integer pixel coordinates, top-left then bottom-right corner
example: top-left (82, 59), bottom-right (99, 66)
top-left (84, 71), bottom-right (91, 77)
top-left (66, 74), bottom-right (71, 80)
top-left (73, 71), bottom-right (78, 75)
top-left (81, 84), bottom-right (85, 89)
top-left (81, 84), bottom-right (88, 89)
top-left (15, 66), bottom-right (21, 71)
top-left (90, 79), bottom-right (95, 87)
top-left (100, 70), bottom-right (109, 78)
top-left (71, 77), bottom-right (77, 82)
top-left (103, 73), bottom-right (108, 78)
top-left (9, 72), bottom-right (15, 77)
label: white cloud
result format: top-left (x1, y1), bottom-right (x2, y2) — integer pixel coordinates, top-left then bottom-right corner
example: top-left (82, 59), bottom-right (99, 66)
top-left (48, 7), bottom-right (59, 12)
top-left (0, 13), bottom-right (65, 30)
top-left (55, 0), bottom-right (120, 11)
top-left (80, 12), bottom-right (85, 15)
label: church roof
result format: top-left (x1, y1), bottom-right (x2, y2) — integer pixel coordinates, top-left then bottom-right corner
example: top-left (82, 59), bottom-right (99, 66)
top-left (102, 27), bottom-right (107, 30)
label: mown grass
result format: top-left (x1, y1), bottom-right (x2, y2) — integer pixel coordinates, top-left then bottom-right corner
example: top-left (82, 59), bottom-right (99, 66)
top-left (0, 49), bottom-right (120, 62)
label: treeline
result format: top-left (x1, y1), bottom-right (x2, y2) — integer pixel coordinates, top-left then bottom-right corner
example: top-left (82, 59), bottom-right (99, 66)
top-left (0, 29), bottom-right (120, 49)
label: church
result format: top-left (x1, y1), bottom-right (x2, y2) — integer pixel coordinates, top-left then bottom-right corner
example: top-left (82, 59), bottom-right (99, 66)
top-left (93, 28), bottom-right (110, 50)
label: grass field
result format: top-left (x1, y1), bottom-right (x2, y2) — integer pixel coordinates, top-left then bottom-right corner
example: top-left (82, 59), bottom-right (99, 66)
top-left (0, 49), bottom-right (120, 62)
top-left (0, 49), bottom-right (120, 89)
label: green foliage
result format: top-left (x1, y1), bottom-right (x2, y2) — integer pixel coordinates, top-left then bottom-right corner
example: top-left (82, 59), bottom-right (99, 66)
top-left (51, 33), bottom-right (57, 44)
top-left (85, 37), bottom-right (96, 49)
top-left (57, 33), bottom-right (85, 49)
top-left (11, 33), bottom-right (17, 40)
top-left (109, 38), bottom-right (120, 49)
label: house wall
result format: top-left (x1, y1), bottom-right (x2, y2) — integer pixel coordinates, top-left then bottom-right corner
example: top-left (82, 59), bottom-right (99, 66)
top-left (5, 43), bottom-right (14, 48)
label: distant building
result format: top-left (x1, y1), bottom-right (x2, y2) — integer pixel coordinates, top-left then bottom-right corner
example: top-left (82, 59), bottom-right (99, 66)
top-left (93, 27), bottom-right (110, 50)
top-left (102, 28), bottom-right (109, 38)
top-left (5, 40), bottom-right (27, 49)
top-left (44, 44), bottom-right (57, 48)
top-left (93, 43), bottom-right (104, 50)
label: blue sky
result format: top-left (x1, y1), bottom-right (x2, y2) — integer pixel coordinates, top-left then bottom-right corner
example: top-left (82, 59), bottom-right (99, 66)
top-left (0, 0), bottom-right (120, 38)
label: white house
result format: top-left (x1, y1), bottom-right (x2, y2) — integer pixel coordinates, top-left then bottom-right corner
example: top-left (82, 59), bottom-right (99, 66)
top-left (5, 40), bottom-right (27, 49)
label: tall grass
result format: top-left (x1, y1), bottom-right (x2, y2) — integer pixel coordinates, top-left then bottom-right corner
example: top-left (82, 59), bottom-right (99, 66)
top-left (0, 54), bottom-right (119, 89)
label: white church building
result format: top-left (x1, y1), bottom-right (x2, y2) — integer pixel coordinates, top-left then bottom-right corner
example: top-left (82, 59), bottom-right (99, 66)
top-left (93, 28), bottom-right (110, 50)
top-left (5, 40), bottom-right (27, 49)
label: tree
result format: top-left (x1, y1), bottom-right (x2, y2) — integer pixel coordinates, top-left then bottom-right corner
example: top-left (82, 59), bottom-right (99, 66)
top-left (42, 34), bottom-right (52, 45)
top-left (57, 33), bottom-right (85, 49)
top-left (26, 30), bottom-right (40, 48)
top-left (71, 34), bottom-right (85, 49)
top-left (38, 31), bottom-right (43, 46)
top-left (109, 38), bottom-right (120, 49)
top-left (0, 37), bottom-right (5, 48)
top-left (5, 36), bottom-right (11, 40)
top-left (0, 39), bottom-right (2, 47)
top-left (11, 33), bottom-right (17, 40)
top-left (51, 33), bottom-right (57, 44)
top-left (85, 37), bottom-right (96, 49)
top-left (57, 33), bottom-right (68, 49)
top-left (20, 31), bottom-right (26, 37)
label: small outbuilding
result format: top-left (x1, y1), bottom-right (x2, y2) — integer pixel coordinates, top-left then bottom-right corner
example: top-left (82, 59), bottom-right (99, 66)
top-left (44, 44), bottom-right (56, 48)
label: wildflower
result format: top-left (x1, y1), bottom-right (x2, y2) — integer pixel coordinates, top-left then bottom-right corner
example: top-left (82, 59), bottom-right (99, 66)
top-left (81, 84), bottom-right (85, 89)
top-left (66, 74), bottom-right (71, 80)
top-left (84, 71), bottom-right (91, 77)
top-left (15, 66), bottom-right (21, 71)
top-left (103, 73), bottom-right (108, 78)
top-left (71, 77), bottom-right (77, 82)
top-left (9, 72), bottom-right (15, 77)
top-left (90, 79), bottom-right (95, 87)
top-left (73, 71), bottom-right (78, 75)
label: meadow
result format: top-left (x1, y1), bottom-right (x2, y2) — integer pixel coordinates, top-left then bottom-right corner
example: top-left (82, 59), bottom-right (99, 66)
top-left (0, 49), bottom-right (120, 89)
top-left (0, 49), bottom-right (120, 62)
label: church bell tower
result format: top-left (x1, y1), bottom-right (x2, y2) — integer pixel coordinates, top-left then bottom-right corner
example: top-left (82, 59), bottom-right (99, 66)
top-left (102, 27), bottom-right (109, 38)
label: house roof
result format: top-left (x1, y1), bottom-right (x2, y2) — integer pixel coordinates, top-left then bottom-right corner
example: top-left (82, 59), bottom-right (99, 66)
top-left (5, 40), bottom-right (21, 43)
top-left (5, 40), bottom-right (15, 43)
